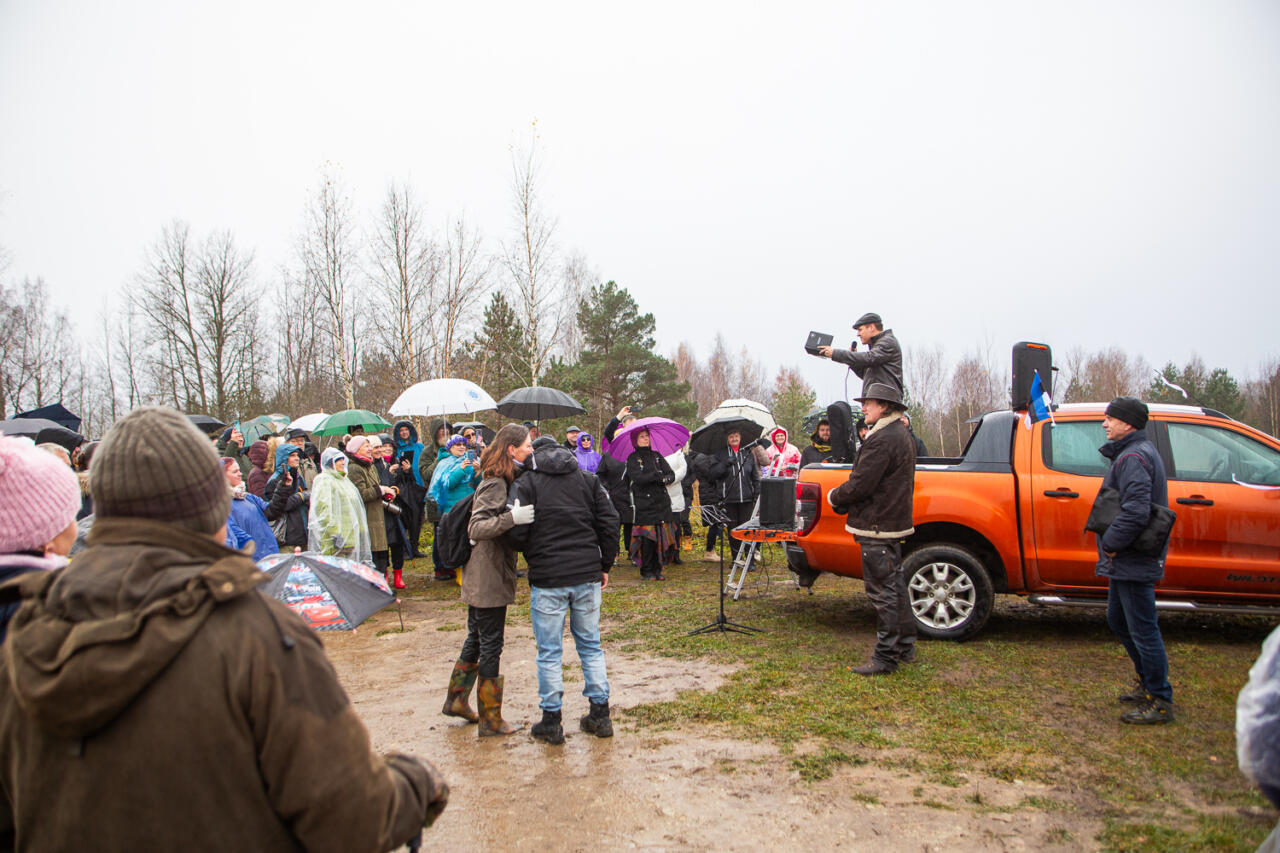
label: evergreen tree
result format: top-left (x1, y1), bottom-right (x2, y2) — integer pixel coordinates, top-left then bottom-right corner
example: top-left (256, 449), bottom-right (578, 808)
top-left (771, 367), bottom-right (816, 443)
top-left (1148, 357), bottom-right (1243, 418)
top-left (565, 281), bottom-right (695, 435)
top-left (458, 292), bottom-right (527, 405)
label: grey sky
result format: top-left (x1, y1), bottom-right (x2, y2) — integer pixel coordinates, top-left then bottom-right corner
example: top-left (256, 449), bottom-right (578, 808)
top-left (2, 1), bottom-right (1277, 409)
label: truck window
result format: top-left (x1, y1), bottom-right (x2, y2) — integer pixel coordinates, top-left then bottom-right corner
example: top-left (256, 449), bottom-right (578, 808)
top-left (1166, 423), bottom-right (1280, 486)
top-left (1042, 421), bottom-right (1108, 476)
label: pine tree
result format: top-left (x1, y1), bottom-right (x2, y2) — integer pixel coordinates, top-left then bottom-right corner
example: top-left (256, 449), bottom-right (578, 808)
top-left (458, 292), bottom-right (527, 404)
top-left (565, 281), bottom-right (695, 435)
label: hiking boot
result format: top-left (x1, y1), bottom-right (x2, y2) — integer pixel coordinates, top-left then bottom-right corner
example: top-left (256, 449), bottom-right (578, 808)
top-left (899, 646), bottom-right (917, 664)
top-left (1121, 695), bottom-right (1174, 725)
top-left (476, 675), bottom-right (523, 737)
top-left (849, 660), bottom-right (896, 677)
top-left (580, 701), bottom-right (614, 738)
top-left (1118, 678), bottom-right (1145, 704)
top-left (441, 660), bottom-right (479, 723)
top-left (531, 709), bottom-right (565, 745)
top-left (703, 551), bottom-right (720, 563)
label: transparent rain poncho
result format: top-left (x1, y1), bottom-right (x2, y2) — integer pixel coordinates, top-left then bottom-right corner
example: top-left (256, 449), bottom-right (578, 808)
top-left (1238, 624), bottom-right (1280, 810)
top-left (307, 448), bottom-right (373, 566)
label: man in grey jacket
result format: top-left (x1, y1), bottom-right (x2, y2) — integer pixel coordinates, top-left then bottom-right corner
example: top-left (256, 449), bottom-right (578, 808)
top-left (818, 312), bottom-right (904, 399)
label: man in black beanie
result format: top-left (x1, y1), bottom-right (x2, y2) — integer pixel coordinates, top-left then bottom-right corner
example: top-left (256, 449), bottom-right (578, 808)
top-left (1095, 396), bottom-right (1174, 725)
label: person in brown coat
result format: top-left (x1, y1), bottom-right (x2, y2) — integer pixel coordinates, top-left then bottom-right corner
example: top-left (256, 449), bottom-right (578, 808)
top-left (0, 406), bottom-right (448, 851)
top-left (827, 382), bottom-right (918, 676)
top-left (345, 435), bottom-right (393, 577)
top-left (245, 439), bottom-right (272, 497)
top-left (442, 423), bottom-right (536, 737)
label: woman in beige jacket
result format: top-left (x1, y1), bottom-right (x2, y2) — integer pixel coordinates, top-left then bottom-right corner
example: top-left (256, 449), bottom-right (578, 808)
top-left (441, 423), bottom-right (535, 736)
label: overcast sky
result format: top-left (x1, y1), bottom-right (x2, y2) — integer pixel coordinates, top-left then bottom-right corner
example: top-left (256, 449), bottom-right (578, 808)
top-left (2, 1), bottom-right (1277, 408)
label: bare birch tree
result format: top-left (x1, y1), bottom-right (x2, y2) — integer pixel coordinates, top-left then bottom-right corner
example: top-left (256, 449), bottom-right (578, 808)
top-left (503, 136), bottom-right (562, 386)
top-left (434, 216), bottom-right (492, 378)
top-left (369, 182), bottom-right (439, 386)
top-left (298, 169), bottom-right (360, 408)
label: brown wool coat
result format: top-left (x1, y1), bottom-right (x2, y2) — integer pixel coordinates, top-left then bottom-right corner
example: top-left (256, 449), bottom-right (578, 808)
top-left (461, 476), bottom-right (518, 608)
top-left (0, 518), bottom-right (446, 852)
top-left (347, 457), bottom-right (389, 552)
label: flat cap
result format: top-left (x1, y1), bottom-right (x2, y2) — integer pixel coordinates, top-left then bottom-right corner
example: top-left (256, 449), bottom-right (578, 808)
top-left (853, 312), bottom-right (882, 328)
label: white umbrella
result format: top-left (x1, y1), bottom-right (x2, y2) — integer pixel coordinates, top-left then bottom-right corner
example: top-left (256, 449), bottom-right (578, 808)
top-left (703, 398), bottom-right (776, 431)
top-left (389, 378), bottom-right (497, 417)
top-left (289, 411), bottom-right (329, 432)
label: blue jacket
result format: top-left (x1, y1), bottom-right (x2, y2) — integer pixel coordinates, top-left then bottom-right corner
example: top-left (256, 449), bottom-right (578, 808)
top-left (1095, 429), bottom-right (1169, 583)
top-left (229, 493), bottom-right (281, 558)
top-left (429, 454), bottom-right (479, 516)
top-left (393, 420), bottom-right (426, 488)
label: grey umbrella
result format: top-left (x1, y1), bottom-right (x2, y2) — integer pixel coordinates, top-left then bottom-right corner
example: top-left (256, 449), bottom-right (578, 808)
top-left (0, 417), bottom-right (62, 438)
top-left (495, 386), bottom-right (587, 421)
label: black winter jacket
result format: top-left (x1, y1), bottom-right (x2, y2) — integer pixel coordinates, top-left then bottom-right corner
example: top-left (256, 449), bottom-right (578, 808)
top-left (706, 448), bottom-right (760, 505)
top-left (1094, 429), bottom-right (1170, 583)
top-left (829, 417), bottom-right (916, 539)
top-left (800, 443), bottom-right (837, 468)
top-left (831, 328), bottom-right (904, 398)
top-left (596, 453), bottom-right (632, 518)
top-left (624, 448), bottom-right (674, 525)
top-left (508, 446), bottom-right (620, 588)
top-left (263, 468), bottom-right (308, 548)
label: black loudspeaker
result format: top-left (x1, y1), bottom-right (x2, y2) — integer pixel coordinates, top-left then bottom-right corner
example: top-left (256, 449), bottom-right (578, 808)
top-left (1011, 342), bottom-right (1052, 410)
top-left (759, 477), bottom-right (797, 529)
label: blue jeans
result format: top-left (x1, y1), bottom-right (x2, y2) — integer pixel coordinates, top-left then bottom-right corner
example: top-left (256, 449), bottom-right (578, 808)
top-left (530, 583), bottom-right (609, 712)
top-left (1107, 579), bottom-right (1172, 702)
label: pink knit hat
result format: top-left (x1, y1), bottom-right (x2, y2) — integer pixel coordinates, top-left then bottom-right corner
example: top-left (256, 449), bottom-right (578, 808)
top-left (0, 437), bottom-right (82, 553)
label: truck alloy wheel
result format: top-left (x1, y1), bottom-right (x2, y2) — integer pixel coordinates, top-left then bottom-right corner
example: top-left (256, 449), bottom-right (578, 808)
top-left (902, 544), bottom-right (994, 641)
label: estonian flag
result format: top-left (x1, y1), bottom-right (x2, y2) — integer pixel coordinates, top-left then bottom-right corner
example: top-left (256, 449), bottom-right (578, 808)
top-left (1023, 369), bottom-right (1054, 430)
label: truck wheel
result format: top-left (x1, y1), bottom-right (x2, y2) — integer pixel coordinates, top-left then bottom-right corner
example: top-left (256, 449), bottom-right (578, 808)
top-left (903, 544), bottom-right (994, 641)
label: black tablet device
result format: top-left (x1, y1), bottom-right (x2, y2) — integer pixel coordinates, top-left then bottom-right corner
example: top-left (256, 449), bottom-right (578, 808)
top-left (805, 331), bottom-right (834, 355)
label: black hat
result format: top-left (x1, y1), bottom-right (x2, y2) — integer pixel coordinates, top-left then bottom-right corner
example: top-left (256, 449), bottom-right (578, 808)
top-left (286, 428), bottom-right (308, 440)
top-left (565, 425), bottom-right (582, 434)
top-left (853, 312), bottom-right (882, 329)
top-left (1105, 396), bottom-right (1149, 430)
top-left (855, 382), bottom-right (903, 407)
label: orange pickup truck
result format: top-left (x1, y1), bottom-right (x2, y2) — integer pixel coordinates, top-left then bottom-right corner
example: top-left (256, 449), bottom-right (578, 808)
top-left (787, 403), bottom-right (1280, 640)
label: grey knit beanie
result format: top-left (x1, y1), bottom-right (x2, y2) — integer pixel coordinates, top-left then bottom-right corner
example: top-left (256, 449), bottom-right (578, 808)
top-left (91, 406), bottom-right (230, 536)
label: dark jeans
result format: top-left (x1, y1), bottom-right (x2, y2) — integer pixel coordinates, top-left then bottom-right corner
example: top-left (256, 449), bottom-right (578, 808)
top-left (1107, 579), bottom-right (1172, 702)
top-left (459, 605), bottom-right (507, 679)
top-left (858, 537), bottom-right (916, 668)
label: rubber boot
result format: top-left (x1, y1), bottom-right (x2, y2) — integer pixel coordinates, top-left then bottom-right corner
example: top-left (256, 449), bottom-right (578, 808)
top-left (393, 568), bottom-right (406, 590)
top-left (530, 709), bottom-right (565, 745)
top-left (476, 675), bottom-right (523, 737)
top-left (441, 661), bottom-right (479, 723)
top-left (580, 700), bottom-right (614, 738)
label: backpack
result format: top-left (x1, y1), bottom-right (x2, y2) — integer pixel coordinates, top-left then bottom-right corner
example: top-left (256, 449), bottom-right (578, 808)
top-left (435, 492), bottom-right (476, 569)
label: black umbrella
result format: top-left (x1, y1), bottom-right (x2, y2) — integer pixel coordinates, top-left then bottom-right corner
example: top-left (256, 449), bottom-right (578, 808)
top-left (452, 422), bottom-right (496, 444)
top-left (689, 417), bottom-right (765, 455)
top-left (495, 386), bottom-right (586, 421)
top-left (186, 414), bottom-right (227, 435)
top-left (36, 425), bottom-right (86, 452)
top-left (14, 403), bottom-right (81, 432)
top-left (0, 417), bottom-right (62, 438)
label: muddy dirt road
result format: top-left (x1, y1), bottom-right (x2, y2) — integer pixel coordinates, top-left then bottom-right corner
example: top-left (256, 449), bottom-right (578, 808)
top-left (325, 596), bottom-right (1099, 852)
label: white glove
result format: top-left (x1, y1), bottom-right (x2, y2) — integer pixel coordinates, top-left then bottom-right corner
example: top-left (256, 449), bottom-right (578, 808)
top-left (510, 499), bottom-right (535, 525)
top-left (826, 488), bottom-right (838, 509)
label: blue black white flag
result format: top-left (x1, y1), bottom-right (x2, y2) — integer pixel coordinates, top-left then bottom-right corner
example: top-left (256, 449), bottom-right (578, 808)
top-left (1023, 370), bottom-right (1054, 430)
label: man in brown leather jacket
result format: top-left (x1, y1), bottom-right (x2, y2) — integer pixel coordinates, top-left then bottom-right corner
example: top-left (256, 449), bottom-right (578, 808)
top-left (827, 383), bottom-right (917, 675)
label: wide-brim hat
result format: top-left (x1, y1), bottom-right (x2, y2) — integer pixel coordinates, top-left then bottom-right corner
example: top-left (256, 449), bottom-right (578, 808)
top-left (854, 382), bottom-right (903, 407)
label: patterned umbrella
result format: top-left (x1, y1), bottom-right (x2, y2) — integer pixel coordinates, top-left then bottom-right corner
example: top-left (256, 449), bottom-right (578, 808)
top-left (603, 417), bottom-right (691, 461)
top-left (257, 551), bottom-right (395, 631)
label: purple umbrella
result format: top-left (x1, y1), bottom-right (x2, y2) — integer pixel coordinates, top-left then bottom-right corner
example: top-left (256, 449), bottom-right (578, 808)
top-left (604, 417), bottom-right (691, 461)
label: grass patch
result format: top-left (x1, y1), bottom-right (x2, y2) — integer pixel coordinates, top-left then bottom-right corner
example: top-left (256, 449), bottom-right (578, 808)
top-left (791, 747), bottom-right (866, 782)
top-left (1099, 813), bottom-right (1275, 852)
top-left (435, 623), bottom-right (462, 632)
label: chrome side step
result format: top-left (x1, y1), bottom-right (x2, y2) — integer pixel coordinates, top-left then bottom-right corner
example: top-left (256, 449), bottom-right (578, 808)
top-left (1028, 594), bottom-right (1280, 617)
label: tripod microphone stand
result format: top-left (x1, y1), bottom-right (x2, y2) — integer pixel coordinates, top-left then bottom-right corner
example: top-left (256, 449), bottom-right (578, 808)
top-left (689, 503), bottom-right (764, 636)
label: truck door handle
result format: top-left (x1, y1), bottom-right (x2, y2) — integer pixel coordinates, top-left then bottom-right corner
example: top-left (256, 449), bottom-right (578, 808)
top-left (1177, 497), bottom-right (1214, 506)
top-left (1043, 490), bottom-right (1079, 498)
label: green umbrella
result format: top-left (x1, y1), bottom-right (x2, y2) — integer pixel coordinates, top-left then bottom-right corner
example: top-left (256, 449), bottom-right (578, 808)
top-left (239, 415), bottom-right (281, 443)
top-left (311, 409), bottom-right (392, 436)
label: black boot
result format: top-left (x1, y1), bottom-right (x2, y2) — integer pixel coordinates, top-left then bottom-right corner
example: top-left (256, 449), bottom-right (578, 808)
top-left (580, 700), bottom-right (614, 738)
top-left (530, 709), bottom-right (565, 745)
top-left (1121, 695), bottom-right (1174, 725)
top-left (1118, 677), bottom-right (1145, 704)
